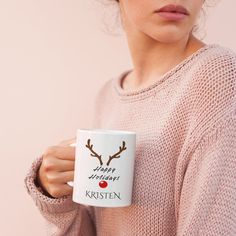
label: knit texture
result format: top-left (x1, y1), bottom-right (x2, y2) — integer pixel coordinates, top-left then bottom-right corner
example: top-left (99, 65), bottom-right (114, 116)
top-left (24, 43), bottom-right (236, 236)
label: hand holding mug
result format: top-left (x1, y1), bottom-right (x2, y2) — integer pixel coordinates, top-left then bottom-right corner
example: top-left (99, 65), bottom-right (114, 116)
top-left (37, 138), bottom-right (76, 198)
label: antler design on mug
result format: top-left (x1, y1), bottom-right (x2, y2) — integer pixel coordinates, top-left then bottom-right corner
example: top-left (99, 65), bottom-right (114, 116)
top-left (106, 141), bottom-right (127, 166)
top-left (85, 139), bottom-right (127, 166)
top-left (85, 139), bottom-right (103, 166)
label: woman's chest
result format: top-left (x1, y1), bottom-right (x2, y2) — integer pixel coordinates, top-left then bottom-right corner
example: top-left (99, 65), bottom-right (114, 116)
top-left (99, 98), bottom-right (190, 206)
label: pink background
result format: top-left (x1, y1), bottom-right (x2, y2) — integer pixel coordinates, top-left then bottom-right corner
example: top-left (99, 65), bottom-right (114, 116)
top-left (0, 1), bottom-right (235, 235)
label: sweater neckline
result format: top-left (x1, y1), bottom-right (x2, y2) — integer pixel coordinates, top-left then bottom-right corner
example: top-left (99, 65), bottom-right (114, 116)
top-left (112, 43), bottom-right (219, 101)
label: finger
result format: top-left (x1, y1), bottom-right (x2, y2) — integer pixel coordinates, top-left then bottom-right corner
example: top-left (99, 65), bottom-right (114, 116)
top-left (60, 170), bottom-right (74, 183)
top-left (47, 171), bottom-right (74, 184)
top-left (49, 184), bottom-right (73, 198)
top-left (46, 145), bottom-right (75, 161)
top-left (44, 156), bottom-right (74, 172)
top-left (57, 159), bottom-right (75, 172)
top-left (60, 183), bottom-right (73, 196)
top-left (58, 137), bottom-right (76, 147)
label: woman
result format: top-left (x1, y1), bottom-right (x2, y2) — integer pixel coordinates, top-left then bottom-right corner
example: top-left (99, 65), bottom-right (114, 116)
top-left (25, 0), bottom-right (236, 235)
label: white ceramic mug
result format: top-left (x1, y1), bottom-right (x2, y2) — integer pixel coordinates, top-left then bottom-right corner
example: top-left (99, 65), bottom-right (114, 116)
top-left (68, 128), bottom-right (136, 207)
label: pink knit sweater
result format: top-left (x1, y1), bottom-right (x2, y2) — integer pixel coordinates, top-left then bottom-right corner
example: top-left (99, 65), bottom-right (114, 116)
top-left (24, 43), bottom-right (236, 236)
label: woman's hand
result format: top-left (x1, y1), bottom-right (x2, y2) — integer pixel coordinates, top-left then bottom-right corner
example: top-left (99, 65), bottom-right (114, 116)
top-left (37, 138), bottom-right (76, 198)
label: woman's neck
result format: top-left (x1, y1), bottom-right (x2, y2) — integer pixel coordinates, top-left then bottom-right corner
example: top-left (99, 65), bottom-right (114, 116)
top-left (122, 33), bottom-right (206, 90)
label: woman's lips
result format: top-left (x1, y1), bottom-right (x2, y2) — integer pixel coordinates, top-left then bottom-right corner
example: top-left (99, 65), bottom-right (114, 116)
top-left (156, 12), bottom-right (187, 21)
top-left (155, 4), bottom-right (189, 21)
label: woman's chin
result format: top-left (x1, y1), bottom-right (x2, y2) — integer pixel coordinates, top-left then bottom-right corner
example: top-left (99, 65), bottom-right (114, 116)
top-left (144, 25), bottom-right (189, 43)
top-left (151, 33), bottom-right (188, 44)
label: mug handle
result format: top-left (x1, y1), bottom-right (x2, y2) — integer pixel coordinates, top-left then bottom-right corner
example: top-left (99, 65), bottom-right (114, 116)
top-left (67, 142), bottom-right (76, 187)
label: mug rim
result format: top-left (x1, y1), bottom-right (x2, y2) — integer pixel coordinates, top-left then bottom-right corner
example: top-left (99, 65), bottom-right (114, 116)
top-left (77, 128), bottom-right (136, 135)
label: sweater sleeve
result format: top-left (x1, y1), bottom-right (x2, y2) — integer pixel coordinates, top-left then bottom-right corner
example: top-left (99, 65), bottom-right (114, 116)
top-left (24, 155), bottom-right (96, 236)
top-left (176, 113), bottom-right (236, 236)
